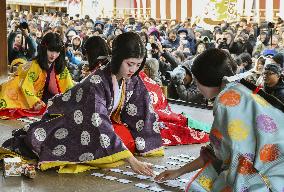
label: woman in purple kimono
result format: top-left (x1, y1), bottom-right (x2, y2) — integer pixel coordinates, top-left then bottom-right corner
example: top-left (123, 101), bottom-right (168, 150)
top-left (1, 32), bottom-right (164, 175)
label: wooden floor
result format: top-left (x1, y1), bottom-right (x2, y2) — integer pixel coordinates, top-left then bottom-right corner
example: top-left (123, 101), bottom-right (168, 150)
top-left (0, 104), bottom-right (213, 192)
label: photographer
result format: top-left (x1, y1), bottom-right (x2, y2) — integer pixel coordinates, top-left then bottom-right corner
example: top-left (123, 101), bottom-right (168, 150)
top-left (8, 20), bottom-right (37, 65)
top-left (155, 41), bottom-right (182, 82)
top-left (177, 28), bottom-right (196, 55)
top-left (162, 29), bottom-right (180, 50)
top-left (166, 62), bottom-right (205, 104)
top-left (230, 29), bottom-right (254, 55)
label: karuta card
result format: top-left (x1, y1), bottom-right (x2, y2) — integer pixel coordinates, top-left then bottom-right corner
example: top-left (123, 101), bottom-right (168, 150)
top-left (135, 174), bottom-right (151, 180)
top-left (135, 183), bottom-right (150, 189)
top-left (109, 168), bottom-right (123, 173)
top-left (91, 172), bottom-right (104, 177)
top-left (122, 171), bottom-right (135, 176)
top-left (103, 175), bottom-right (117, 181)
top-left (117, 179), bottom-right (132, 184)
top-left (148, 186), bottom-right (165, 192)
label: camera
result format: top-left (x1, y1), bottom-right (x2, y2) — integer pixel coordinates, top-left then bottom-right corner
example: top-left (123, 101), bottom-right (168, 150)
top-left (267, 22), bottom-right (275, 29)
top-left (218, 39), bottom-right (229, 50)
top-left (165, 66), bottom-right (186, 85)
top-left (128, 17), bottom-right (135, 25)
top-left (19, 21), bottom-right (29, 30)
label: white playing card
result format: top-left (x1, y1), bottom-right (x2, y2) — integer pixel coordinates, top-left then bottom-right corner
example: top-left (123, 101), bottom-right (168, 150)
top-left (153, 165), bottom-right (166, 169)
top-left (168, 156), bottom-right (180, 161)
top-left (135, 183), bottom-right (150, 189)
top-left (177, 154), bottom-right (191, 159)
top-left (91, 172), bottom-right (104, 177)
top-left (166, 161), bottom-right (180, 166)
top-left (179, 178), bottom-right (189, 183)
top-left (18, 118), bottom-right (34, 124)
top-left (27, 117), bottom-right (41, 121)
top-left (109, 168), bottom-right (123, 173)
top-left (103, 176), bottom-right (117, 181)
top-left (165, 180), bottom-right (180, 188)
top-left (117, 179), bottom-right (132, 184)
top-left (153, 171), bottom-right (160, 176)
top-left (176, 158), bottom-right (189, 163)
top-left (135, 174), bottom-right (151, 180)
top-left (122, 171), bottom-right (135, 176)
top-left (148, 186), bottom-right (165, 192)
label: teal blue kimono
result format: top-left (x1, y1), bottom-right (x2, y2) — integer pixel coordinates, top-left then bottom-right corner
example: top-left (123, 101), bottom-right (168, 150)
top-left (186, 82), bottom-right (284, 192)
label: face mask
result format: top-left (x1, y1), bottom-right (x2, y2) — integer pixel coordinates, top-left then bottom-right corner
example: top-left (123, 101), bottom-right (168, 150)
top-left (75, 56), bottom-right (82, 62)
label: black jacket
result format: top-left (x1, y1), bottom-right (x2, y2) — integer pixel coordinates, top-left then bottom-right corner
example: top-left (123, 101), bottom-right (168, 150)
top-left (8, 32), bottom-right (37, 64)
top-left (264, 78), bottom-right (284, 103)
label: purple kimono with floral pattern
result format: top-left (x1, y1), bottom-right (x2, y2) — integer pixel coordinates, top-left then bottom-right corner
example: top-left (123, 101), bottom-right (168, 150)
top-left (3, 65), bottom-right (163, 167)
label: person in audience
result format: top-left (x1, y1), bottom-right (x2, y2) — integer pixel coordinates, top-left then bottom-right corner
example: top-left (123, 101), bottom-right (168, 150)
top-left (263, 63), bottom-right (284, 103)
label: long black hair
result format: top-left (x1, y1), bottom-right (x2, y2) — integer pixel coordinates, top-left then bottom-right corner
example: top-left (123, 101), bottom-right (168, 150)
top-left (83, 36), bottom-right (110, 71)
top-left (36, 32), bottom-right (66, 74)
top-left (110, 32), bottom-right (146, 75)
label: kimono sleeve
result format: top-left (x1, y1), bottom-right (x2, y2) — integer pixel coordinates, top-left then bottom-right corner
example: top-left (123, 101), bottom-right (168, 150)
top-left (121, 77), bottom-right (163, 156)
top-left (20, 62), bottom-right (42, 108)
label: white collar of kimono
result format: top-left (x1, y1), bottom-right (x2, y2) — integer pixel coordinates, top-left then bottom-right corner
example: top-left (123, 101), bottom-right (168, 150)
top-left (111, 74), bottom-right (124, 113)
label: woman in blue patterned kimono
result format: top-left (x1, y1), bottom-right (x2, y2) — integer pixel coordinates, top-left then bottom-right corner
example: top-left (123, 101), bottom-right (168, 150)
top-left (155, 48), bottom-right (284, 191)
top-left (1, 32), bottom-right (164, 175)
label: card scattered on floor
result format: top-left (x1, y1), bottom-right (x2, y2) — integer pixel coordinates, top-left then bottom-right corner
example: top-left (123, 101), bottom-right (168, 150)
top-left (117, 179), bottom-right (132, 184)
top-left (122, 171), bottom-right (135, 176)
top-left (166, 161), bottom-right (180, 166)
top-left (109, 168), bottom-right (123, 173)
top-left (153, 165), bottom-right (167, 170)
top-left (135, 174), bottom-right (151, 180)
top-left (91, 173), bottom-right (104, 177)
top-left (135, 183), bottom-right (150, 189)
top-left (148, 186), bottom-right (165, 192)
top-left (103, 176), bottom-right (117, 181)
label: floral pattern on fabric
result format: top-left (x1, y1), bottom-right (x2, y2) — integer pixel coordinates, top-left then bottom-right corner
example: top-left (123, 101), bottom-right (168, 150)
top-left (185, 82), bottom-right (284, 192)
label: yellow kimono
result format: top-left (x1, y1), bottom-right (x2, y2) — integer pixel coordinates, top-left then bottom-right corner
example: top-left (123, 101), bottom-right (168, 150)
top-left (0, 60), bottom-right (74, 119)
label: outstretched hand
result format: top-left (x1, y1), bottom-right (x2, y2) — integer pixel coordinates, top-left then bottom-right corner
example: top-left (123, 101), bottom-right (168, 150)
top-left (154, 169), bottom-right (182, 182)
top-left (33, 100), bottom-right (45, 111)
top-left (127, 156), bottom-right (154, 176)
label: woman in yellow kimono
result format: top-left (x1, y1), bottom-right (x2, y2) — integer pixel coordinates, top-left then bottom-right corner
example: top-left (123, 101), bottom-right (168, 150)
top-left (0, 32), bottom-right (74, 119)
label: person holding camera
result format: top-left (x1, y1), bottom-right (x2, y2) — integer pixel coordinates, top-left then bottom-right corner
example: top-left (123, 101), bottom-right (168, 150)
top-left (230, 29), bottom-right (254, 56)
top-left (166, 62), bottom-right (206, 104)
top-left (0, 33), bottom-right (74, 119)
top-left (8, 20), bottom-right (37, 66)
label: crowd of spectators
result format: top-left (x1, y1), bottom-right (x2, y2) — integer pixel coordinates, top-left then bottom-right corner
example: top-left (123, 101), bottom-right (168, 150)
top-left (6, 8), bottom-right (284, 104)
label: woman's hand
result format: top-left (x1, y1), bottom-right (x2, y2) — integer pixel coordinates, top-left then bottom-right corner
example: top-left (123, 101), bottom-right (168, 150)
top-left (154, 169), bottom-right (182, 182)
top-left (126, 156), bottom-right (154, 176)
top-left (33, 100), bottom-right (45, 111)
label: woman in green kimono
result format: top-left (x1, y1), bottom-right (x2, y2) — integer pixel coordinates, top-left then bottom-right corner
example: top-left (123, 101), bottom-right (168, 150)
top-left (0, 32), bottom-right (74, 119)
top-left (155, 48), bottom-right (284, 192)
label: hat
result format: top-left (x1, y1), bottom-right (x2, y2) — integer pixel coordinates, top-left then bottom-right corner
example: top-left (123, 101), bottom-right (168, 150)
top-left (264, 63), bottom-right (282, 76)
top-left (177, 27), bottom-right (188, 35)
top-left (272, 53), bottom-right (284, 68)
top-left (262, 49), bottom-right (277, 57)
